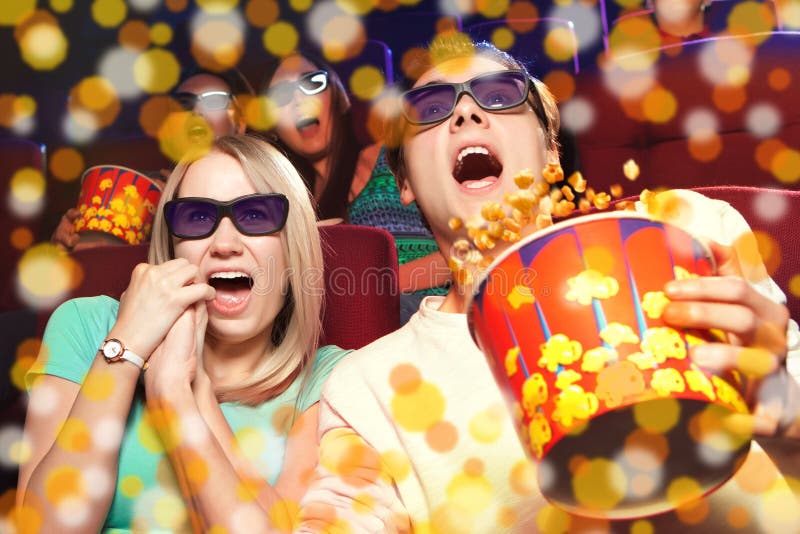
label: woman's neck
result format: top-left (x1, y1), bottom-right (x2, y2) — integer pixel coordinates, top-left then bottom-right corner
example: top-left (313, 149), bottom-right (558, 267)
top-left (203, 334), bottom-right (273, 388)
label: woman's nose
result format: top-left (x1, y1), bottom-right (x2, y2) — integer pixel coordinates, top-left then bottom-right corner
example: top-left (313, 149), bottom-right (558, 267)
top-left (209, 217), bottom-right (244, 256)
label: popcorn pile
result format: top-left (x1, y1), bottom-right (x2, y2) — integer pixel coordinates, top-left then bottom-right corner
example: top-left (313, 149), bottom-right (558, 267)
top-left (448, 159), bottom-right (643, 286)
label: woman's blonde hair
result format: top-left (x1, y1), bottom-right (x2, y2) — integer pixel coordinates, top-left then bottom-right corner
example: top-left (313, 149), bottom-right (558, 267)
top-left (149, 135), bottom-right (324, 405)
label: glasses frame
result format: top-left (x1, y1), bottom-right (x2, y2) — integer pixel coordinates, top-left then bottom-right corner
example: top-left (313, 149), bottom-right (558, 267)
top-left (268, 70), bottom-right (329, 106)
top-left (164, 193), bottom-right (289, 240)
top-left (172, 90), bottom-right (234, 112)
top-left (401, 69), bottom-right (549, 136)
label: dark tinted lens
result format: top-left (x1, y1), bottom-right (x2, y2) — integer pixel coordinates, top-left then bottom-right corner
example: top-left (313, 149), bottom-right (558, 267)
top-left (298, 71), bottom-right (328, 95)
top-left (231, 195), bottom-right (287, 234)
top-left (404, 85), bottom-right (456, 124)
top-left (166, 200), bottom-right (218, 238)
top-left (269, 82), bottom-right (295, 106)
top-left (199, 92), bottom-right (230, 111)
top-left (471, 72), bottom-right (527, 110)
top-left (173, 93), bottom-right (197, 111)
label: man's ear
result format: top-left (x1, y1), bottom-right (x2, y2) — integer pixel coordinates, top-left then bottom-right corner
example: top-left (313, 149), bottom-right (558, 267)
top-left (397, 175), bottom-right (416, 206)
top-left (546, 148), bottom-right (560, 167)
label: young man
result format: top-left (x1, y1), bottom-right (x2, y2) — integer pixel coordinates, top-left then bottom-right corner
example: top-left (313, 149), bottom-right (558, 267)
top-left (298, 37), bottom-right (800, 533)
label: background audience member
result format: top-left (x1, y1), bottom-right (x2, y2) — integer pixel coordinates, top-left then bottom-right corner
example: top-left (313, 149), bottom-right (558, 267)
top-left (264, 51), bottom-right (451, 324)
top-left (649, 0), bottom-right (712, 39)
top-left (51, 67), bottom-right (252, 251)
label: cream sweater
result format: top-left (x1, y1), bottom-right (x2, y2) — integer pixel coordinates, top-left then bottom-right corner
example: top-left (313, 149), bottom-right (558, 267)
top-left (299, 190), bottom-right (800, 533)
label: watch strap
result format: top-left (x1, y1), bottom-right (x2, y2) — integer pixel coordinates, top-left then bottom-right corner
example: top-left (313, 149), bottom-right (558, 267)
top-left (120, 349), bottom-right (145, 369)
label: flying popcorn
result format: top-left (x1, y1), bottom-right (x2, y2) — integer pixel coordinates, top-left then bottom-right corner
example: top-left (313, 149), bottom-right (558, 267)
top-left (623, 159), bottom-right (640, 181)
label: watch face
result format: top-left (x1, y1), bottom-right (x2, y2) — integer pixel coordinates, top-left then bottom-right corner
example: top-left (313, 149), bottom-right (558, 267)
top-left (103, 339), bottom-right (123, 359)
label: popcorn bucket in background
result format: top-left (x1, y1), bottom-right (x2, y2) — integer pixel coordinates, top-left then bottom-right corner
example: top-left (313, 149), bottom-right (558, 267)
top-left (74, 165), bottom-right (163, 245)
top-left (468, 211), bottom-right (751, 519)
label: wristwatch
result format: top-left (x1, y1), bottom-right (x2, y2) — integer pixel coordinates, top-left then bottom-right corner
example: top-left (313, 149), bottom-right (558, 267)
top-left (100, 338), bottom-right (145, 369)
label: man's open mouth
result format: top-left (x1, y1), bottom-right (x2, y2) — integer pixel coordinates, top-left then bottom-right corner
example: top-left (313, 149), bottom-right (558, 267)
top-left (452, 146), bottom-right (503, 188)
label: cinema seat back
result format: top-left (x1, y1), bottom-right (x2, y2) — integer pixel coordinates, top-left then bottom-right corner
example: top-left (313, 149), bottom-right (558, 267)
top-left (36, 224), bottom-right (400, 349)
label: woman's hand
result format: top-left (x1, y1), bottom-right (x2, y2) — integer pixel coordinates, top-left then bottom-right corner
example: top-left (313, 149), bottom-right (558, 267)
top-left (144, 302), bottom-right (207, 399)
top-left (662, 241), bottom-right (796, 437)
top-left (51, 207), bottom-right (81, 250)
top-left (114, 259), bottom-right (214, 359)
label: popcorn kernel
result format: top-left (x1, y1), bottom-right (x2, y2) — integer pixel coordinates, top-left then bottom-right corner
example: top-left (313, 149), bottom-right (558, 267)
top-left (623, 159), bottom-right (640, 181)
top-left (448, 217), bottom-right (463, 231)
top-left (533, 181), bottom-right (551, 197)
top-left (503, 217), bottom-right (521, 233)
top-left (481, 201), bottom-right (504, 222)
top-left (561, 185), bottom-right (575, 202)
top-left (514, 168), bottom-right (535, 189)
top-left (609, 184), bottom-right (623, 199)
top-left (487, 221), bottom-right (504, 239)
top-left (593, 192), bottom-right (611, 210)
top-left (542, 163), bottom-right (564, 184)
top-left (567, 171), bottom-right (587, 193)
top-left (536, 213), bottom-right (553, 229)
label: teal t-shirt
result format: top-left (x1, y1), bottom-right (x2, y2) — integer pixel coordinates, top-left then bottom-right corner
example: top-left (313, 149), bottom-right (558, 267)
top-left (27, 295), bottom-right (350, 533)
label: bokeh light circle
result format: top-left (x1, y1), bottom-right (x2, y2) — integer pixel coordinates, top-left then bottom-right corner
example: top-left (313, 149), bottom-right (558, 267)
top-left (16, 243), bottom-right (83, 310)
top-left (92, 0), bottom-right (128, 28)
top-left (745, 103), bottom-right (781, 139)
top-left (9, 167), bottom-right (46, 219)
top-left (189, 11), bottom-right (246, 71)
top-left (134, 48), bottom-right (181, 94)
top-left (263, 21), bottom-right (298, 57)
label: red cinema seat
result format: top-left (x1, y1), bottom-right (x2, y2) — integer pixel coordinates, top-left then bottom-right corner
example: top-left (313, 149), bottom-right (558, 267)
top-left (0, 137), bottom-right (46, 312)
top-left (689, 185), bottom-right (800, 321)
top-left (36, 224), bottom-right (400, 350)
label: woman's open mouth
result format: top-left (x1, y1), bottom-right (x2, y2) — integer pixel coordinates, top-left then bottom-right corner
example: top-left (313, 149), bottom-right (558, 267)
top-left (208, 271), bottom-right (254, 316)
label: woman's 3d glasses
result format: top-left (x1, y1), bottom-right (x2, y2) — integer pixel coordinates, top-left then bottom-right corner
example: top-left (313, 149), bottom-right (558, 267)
top-left (401, 70), bottom-right (547, 130)
top-left (173, 91), bottom-right (233, 112)
top-left (164, 194), bottom-right (289, 239)
top-left (268, 70), bottom-right (329, 107)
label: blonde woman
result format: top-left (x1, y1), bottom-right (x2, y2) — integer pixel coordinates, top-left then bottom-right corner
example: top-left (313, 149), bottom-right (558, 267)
top-left (19, 136), bottom-right (349, 532)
